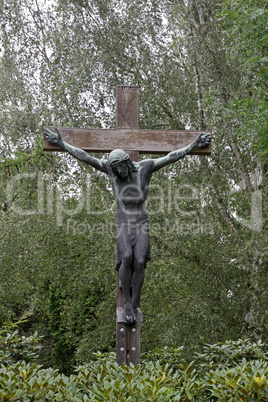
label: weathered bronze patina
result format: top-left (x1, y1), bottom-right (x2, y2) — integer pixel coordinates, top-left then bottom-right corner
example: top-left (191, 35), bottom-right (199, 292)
top-left (44, 85), bottom-right (211, 366)
top-left (44, 130), bottom-right (210, 323)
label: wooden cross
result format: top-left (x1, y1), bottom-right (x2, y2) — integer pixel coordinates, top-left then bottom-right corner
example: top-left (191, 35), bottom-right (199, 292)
top-left (44, 85), bottom-right (211, 366)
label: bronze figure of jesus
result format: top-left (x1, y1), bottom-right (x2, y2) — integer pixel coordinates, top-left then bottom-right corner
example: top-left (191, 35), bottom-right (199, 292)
top-left (44, 128), bottom-right (210, 324)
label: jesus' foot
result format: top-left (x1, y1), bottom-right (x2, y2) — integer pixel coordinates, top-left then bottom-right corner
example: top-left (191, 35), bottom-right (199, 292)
top-left (124, 302), bottom-right (137, 325)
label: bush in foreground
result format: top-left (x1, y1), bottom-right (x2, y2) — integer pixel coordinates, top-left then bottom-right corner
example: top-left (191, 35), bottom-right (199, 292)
top-left (0, 338), bottom-right (267, 401)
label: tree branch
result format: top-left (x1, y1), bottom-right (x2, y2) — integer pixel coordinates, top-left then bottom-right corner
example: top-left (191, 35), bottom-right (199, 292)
top-left (224, 123), bottom-right (253, 202)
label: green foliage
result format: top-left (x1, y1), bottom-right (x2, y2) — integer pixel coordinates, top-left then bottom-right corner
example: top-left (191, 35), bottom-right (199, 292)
top-left (0, 340), bottom-right (267, 401)
top-left (142, 346), bottom-right (185, 366)
top-left (0, 330), bottom-right (42, 367)
top-left (219, 0), bottom-right (268, 159)
top-left (0, 314), bottom-right (43, 366)
top-left (0, 362), bottom-right (80, 401)
top-left (196, 338), bottom-right (268, 370)
top-left (204, 359), bottom-right (268, 401)
top-left (75, 360), bottom-right (203, 401)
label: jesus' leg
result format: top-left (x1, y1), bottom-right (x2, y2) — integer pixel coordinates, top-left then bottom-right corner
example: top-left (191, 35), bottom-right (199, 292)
top-left (132, 230), bottom-right (149, 310)
top-left (119, 247), bottom-right (136, 324)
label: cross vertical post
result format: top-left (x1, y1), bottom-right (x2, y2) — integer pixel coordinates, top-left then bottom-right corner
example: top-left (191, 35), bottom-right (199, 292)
top-left (115, 86), bottom-right (141, 366)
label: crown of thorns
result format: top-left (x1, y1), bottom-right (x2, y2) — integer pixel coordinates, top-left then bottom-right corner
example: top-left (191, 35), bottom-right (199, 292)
top-left (108, 149), bottom-right (129, 166)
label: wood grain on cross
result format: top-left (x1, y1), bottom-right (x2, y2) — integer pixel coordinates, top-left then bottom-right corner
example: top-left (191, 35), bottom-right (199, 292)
top-left (43, 85), bottom-right (211, 366)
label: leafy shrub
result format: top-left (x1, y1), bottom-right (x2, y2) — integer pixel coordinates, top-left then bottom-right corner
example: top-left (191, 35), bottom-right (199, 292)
top-left (0, 339), bottom-right (267, 401)
top-left (195, 338), bottom-right (267, 370)
top-left (0, 360), bottom-right (203, 401)
top-left (0, 362), bottom-right (81, 401)
top-left (0, 357), bottom-right (267, 401)
top-left (76, 359), bottom-right (204, 401)
top-left (0, 331), bottom-right (42, 366)
top-left (205, 359), bottom-right (268, 401)
top-left (0, 313), bottom-right (43, 366)
top-left (142, 346), bottom-right (185, 367)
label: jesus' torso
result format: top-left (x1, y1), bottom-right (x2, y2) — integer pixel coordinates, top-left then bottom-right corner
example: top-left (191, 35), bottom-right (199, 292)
top-left (106, 160), bottom-right (154, 224)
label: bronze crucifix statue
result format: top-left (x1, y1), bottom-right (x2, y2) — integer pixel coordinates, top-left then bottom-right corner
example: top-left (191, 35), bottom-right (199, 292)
top-left (44, 85), bottom-right (211, 365)
top-left (44, 128), bottom-right (210, 324)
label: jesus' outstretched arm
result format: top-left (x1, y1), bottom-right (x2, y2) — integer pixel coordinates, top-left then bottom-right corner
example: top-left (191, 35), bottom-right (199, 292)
top-left (44, 127), bottom-right (107, 173)
top-left (148, 132), bottom-right (211, 172)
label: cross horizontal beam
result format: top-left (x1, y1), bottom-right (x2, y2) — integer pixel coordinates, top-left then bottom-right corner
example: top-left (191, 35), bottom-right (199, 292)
top-left (43, 127), bottom-right (211, 155)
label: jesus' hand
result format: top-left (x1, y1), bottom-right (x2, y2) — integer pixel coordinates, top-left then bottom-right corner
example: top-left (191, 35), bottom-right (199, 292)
top-left (44, 127), bottom-right (62, 145)
top-left (196, 132), bottom-right (211, 148)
